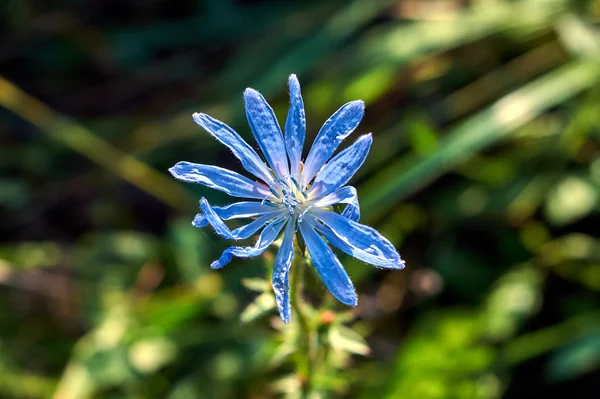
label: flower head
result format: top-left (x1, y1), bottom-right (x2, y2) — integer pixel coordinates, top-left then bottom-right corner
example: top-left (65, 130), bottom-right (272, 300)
top-left (169, 75), bottom-right (404, 322)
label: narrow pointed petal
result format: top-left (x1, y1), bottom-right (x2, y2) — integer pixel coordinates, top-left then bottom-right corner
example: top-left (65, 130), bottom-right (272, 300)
top-left (313, 186), bottom-right (360, 222)
top-left (308, 217), bottom-right (403, 269)
top-left (169, 162), bottom-right (270, 199)
top-left (200, 198), bottom-right (284, 240)
top-left (211, 218), bottom-right (287, 269)
top-left (244, 88), bottom-right (289, 178)
top-left (309, 209), bottom-right (404, 269)
top-left (272, 218), bottom-right (296, 323)
top-left (192, 201), bottom-right (282, 229)
top-left (211, 201), bottom-right (278, 220)
top-left (298, 221), bottom-right (357, 306)
top-left (192, 113), bottom-right (274, 184)
top-left (231, 211), bottom-right (286, 240)
top-left (301, 100), bottom-right (364, 187)
top-left (284, 74), bottom-right (306, 177)
top-left (310, 134), bottom-right (372, 198)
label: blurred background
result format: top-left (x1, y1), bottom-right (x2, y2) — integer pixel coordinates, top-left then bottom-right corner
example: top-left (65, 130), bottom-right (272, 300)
top-left (1, 0), bottom-right (599, 398)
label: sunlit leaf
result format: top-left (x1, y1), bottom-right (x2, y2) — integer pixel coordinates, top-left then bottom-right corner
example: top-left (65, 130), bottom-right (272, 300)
top-left (240, 292), bottom-right (276, 323)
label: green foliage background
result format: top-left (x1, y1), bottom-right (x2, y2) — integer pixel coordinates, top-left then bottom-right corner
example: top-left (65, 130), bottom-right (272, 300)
top-left (0, 0), bottom-right (599, 398)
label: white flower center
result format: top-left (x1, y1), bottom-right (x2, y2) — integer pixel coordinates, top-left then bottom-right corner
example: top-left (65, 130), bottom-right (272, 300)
top-left (266, 175), bottom-right (313, 221)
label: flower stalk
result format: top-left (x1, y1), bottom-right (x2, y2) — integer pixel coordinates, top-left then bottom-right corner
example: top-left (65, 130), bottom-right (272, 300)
top-left (290, 240), bottom-right (315, 397)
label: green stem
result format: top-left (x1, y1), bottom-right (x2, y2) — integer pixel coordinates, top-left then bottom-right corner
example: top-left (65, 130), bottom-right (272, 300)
top-left (290, 240), bottom-right (314, 397)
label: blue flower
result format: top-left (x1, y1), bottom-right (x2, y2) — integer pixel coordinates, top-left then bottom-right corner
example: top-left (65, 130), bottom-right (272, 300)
top-left (169, 74), bottom-right (404, 323)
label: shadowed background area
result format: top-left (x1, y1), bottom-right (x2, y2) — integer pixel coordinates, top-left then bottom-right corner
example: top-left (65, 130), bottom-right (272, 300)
top-left (1, 0), bottom-right (599, 398)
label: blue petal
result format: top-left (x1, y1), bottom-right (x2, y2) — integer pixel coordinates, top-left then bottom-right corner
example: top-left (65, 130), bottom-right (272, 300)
top-left (313, 186), bottom-right (360, 222)
top-left (308, 209), bottom-right (404, 269)
top-left (284, 74), bottom-right (306, 177)
top-left (200, 198), bottom-right (284, 240)
top-left (301, 100), bottom-right (364, 187)
top-left (192, 113), bottom-right (274, 184)
top-left (200, 198), bottom-right (235, 239)
top-left (230, 211), bottom-right (286, 239)
top-left (193, 213), bottom-right (208, 228)
top-left (341, 199), bottom-right (360, 222)
top-left (211, 218), bottom-right (287, 269)
top-left (244, 88), bottom-right (289, 178)
top-left (169, 162), bottom-right (270, 199)
top-left (272, 217), bottom-right (296, 323)
top-left (210, 201), bottom-right (275, 220)
top-left (192, 201), bottom-right (282, 229)
top-left (298, 221), bottom-right (357, 306)
top-left (310, 134), bottom-right (372, 198)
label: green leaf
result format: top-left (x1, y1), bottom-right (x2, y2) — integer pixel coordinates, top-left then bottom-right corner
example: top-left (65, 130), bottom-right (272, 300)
top-left (329, 325), bottom-right (371, 356)
top-left (544, 176), bottom-right (598, 226)
top-left (240, 292), bottom-right (276, 323)
top-left (483, 266), bottom-right (544, 340)
top-left (241, 277), bottom-right (272, 293)
top-left (128, 337), bottom-right (178, 374)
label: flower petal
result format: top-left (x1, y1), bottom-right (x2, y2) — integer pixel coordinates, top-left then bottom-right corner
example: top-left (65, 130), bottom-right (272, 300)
top-left (301, 100), bottom-right (364, 187)
top-left (211, 217), bottom-right (287, 269)
top-left (169, 162), bottom-right (270, 199)
top-left (284, 74), bottom-right (306, 177)
top-left (200, 197), bottom-right (235, 239)
top-left (192, 201), bottom-right (281, 228)
top-left (272, 217), bottom-right (296, 323)
top-left (310, 133), bottom-right (372, 198)
top-left (313, 186), bottom-right (360, 222)
top-left (298, 221), bottom-right (357, 306)
top-left (308, 209), bottom-right (404, 269)
top-left (211, 201), bottom-right (277, 220)
top-left (200, 198), bottom-right (284, 240)
top-left (192, 113), bottom-right (274, 184)
top-left (244, 88), bottom-right (289, 178)
top-left (231, 211), bottom-right (286, 240)
top-left (341, 199), bottom-right (360, 222)
top-left (193, 213), bottom-right (208, 228)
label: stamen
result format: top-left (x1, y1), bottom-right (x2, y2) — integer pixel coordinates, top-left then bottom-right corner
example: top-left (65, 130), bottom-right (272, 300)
top-left (269, 187), bottom-right (282, 199)
top-left (290, 176), bottom-right (301, 191)
top-left (270, 175), bottom-right (311, 220)
top-left (261, 197), bottom-right (280, 208)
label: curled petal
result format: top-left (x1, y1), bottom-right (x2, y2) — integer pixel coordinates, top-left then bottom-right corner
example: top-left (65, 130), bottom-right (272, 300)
top-left (193, 213), bottom-right (209, 228)
top-left (298, 221), bottom-right (357, 306)
top-left (284, 74), bottom-right (306, 177)
top-left (272, 217), bottom-right (296, 323)
top-left (200, 198), bottom-right (236, 239)
top-left (310, 134), bottom-right (372, 198)
top-left (169, 162), bottom-right (269, 199)
top-left (308, 209), bottom-right (404, 269)
top-left (244, 88), bottom-right (289, 178)
top-left (192, 113), bottom-right (273, 184)
top-left (301, 100), bottom-right (364, 187)
top-left (313, 186), bottom-right (360, 222)
top-left (211, 218), bottom-right (287, 269)
top-left (341, 199), bottom-right (360, 222)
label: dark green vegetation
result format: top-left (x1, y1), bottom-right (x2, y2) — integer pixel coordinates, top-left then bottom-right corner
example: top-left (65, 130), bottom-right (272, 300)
top-left (0, 0), bottom-right (599, 398)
